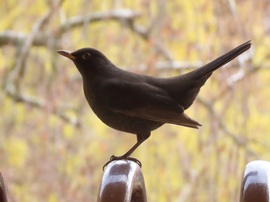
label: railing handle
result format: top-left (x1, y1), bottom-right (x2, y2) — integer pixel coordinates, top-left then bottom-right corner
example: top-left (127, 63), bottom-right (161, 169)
top-left (240, 160), bottom-right (270, 202)
top-left (97, 160), bottom-right (147, 202)
top-left (0, 172), bottom-right (8, 202)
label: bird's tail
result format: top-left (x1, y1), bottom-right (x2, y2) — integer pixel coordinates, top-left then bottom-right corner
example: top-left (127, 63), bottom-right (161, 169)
top-left (191, 40), bottom-right (251, 79)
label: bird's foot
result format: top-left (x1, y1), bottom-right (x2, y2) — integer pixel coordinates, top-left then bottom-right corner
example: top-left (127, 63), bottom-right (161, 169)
top-left (103, 155), bottom-right (142, 170)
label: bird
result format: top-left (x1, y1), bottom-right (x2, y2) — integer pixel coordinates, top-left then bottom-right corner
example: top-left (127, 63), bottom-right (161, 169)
top-left (57, 41), bottom-right (251, 167)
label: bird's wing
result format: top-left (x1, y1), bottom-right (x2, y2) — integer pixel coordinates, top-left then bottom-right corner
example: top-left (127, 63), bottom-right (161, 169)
top-left (100, 80), bottom-right (201, 129)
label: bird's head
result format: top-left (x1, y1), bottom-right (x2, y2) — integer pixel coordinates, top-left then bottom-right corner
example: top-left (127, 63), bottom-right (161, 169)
top-left (57, 48), bottom-right (112, 75)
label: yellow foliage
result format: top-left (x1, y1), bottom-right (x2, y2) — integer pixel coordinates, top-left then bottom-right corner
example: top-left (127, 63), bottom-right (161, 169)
top-left (253, 38), bottom-right (270, 66)
top-left (3, 137), bottom-right (28, 168)
top-left (12, 184), bottom-right (36, 202)
top-left (63, 124), bottom-right (74, 140)
top-left (1, 0), bottom-right (269, 201)
top-left (60, 154), bottom-right (83, 176)
top-left (48, 193), bottom-right (58, 202)
top-left (0, 5), bottom-right (23, 29)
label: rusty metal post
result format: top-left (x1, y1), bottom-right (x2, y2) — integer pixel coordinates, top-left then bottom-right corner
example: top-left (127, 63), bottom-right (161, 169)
top-left (0, 172), bottom-right (8, 202)
top-left (97, 160), bottom-right (147, 202)
top-left (240, 160), bottom-right (270, 202)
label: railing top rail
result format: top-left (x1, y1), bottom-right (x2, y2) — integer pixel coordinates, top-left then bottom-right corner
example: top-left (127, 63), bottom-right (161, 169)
top-left (97, 160), bottom-right (147, 202)
top-left (0, 172), bottom-right (8, 202)
top-left (240, 160), bottom-right (270, 202)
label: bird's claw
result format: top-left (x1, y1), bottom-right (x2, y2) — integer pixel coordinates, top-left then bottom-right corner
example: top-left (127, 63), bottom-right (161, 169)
top-left (125, 156), bottom-right (142, 167)
top-left (103, 155), bottom-right (142, 170)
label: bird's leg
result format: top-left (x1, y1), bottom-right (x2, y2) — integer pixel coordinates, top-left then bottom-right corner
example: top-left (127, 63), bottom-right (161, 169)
top-left (103, 132), bottom-right (150, 169)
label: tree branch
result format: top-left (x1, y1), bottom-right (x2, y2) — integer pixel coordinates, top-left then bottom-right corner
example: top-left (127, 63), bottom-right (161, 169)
top-left (59, 9), bottom-right (141, 33)
top-left (5, 89), bottom-right (80, 126)
top-left (0, 9), bottom-right (141, 48)
top-left (7, 0), bottom-right (64, 94)
top-left (196, 96), bottom-right (261, 158)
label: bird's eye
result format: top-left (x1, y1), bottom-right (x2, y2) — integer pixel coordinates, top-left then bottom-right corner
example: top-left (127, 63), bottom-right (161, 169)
top-left (82, 53), bottom-right (92, 60)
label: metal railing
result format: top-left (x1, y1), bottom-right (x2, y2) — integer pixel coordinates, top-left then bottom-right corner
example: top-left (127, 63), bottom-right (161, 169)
top-left (239, 160), bottom-right (270, 202)
top-left (1, 160), bottom-right (270, 202)
top-left (97, 160), bottom-right (147, 202)
top-left (0, 172), bottom-right (8, 202)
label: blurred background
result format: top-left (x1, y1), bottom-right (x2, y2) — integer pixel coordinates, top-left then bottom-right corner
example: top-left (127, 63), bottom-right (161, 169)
top-left (0, 0), bottom-right (270, 201)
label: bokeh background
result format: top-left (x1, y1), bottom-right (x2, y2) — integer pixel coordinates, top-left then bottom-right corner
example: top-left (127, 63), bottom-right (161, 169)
top-left (1, 0), bottom-right (270, 201)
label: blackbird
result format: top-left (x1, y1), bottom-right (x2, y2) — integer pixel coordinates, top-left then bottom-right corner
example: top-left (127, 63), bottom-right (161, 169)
top-left (58, 41), bottom-right (251, 166)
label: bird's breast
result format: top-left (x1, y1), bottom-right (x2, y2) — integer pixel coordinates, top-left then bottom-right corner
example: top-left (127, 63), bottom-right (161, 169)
top-left (82, 81), bottom-right (162, 134)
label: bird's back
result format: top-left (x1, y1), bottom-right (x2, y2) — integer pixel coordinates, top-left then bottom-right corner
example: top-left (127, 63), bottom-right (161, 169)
top-left (145, 41), bottom-right (251, 109)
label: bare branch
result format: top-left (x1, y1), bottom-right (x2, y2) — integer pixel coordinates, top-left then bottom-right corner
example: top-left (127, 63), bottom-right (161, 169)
top-left (0, 9), bottom-right (141, 47)
top-left (7, 0), bottom-right (64, 94)
top-left (196, 96), bottom-right (264, 157)
top-left (152, 60), bottom-right (203, 71)
top-left (5, 88), bottom-right (80, 126)
top-left (135, 60), bottom-right (203, 73)
top-left (0, 31), bottom-right (47, 47)
top-left (59, 9), bottom-right (141, 33)
top-left (226, 50), bottom-right (255, 85)
top-left (197, 97), bottom-right (248, 146)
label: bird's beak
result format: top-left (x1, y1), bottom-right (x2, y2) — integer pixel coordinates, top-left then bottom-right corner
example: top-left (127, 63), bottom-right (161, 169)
top-left (57, 50), bottom-right (76, 60)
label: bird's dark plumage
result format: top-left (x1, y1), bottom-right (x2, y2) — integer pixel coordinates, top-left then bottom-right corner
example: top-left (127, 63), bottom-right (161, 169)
top-left (57, 41), bottom-right (251, 163)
